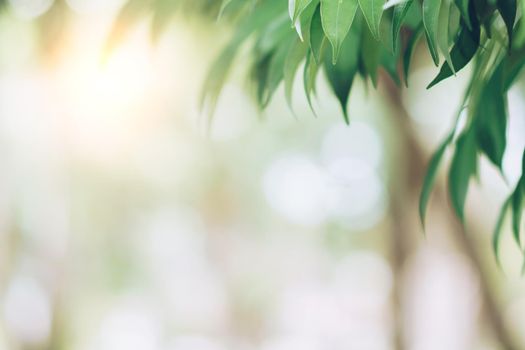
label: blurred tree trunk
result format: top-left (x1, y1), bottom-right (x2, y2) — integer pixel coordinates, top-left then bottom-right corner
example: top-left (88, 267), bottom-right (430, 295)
top-left (387, 190), bottom-right (412, 350)
top-left (380, 74), bottom-right (521, 350)
top-left (381, 74), bottom-right (425, 350)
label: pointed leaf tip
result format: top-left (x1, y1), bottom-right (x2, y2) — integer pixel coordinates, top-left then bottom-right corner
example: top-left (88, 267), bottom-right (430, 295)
top-left (420, 133), bottom-right (453, 228)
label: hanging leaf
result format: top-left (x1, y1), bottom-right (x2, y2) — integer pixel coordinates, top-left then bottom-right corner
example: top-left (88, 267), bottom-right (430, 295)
top-left (201, 0), bottom-right (287, 112)
top-left (448, 3), bottom-right (461, 42)
top-left (201, 44), bottom-right (238, 113)
top-left (437, 0), bottom-right (455, 72)
top-left (403, 24), bottom-right (424, 86)
top-left (517, 0), bottom-right (525, 46)
top-left (381, 46), bottom-right (401, 85)
top-left (361, 23), bottom-right (381, 86)
top-left (324, 17), bottom-right (361, 122)
top-left (391, 0), bottom-right (413, 52)
top-left (252, 52), bottom-right (273, 108)
top-left (310, 5), bottom-right (327, 63)
top-left (262, 34), bottom-right (297, 107)
top-left (493, 198), bottom-right (511, 266)
top-left (510, 151), bottom-right (525, 245)
top-left (448, 128), bottom-right (478, 221)
top-left (502, 45), bottom-right (525, 90)
top-left (427, 15), bottom-right (480, 88)
top-left (511, 177), bottom-right (524, 245)
top-left (255, 14), bottom-right (292, 54)
top-left (295, 0), bottom-right (319, 42)
top-left (420, 132), bottom-right (454, 227)
top-left (496, 0), bottom-right (517, 48)
top-left (290, 0), bottom-right (314, 23)
top-left (473, 64), bottom-right (508, 169)
top-left (422, 0), bottom-right (442, 65)
top-left (320, 0), bottom-right (359, 63)
top-left (358, 0), bottom-right (384, 40)
top-left (303, 51), bottom-right (320, 114)
top-left (454, 0), bottom-right (472, 29)
top-left (284, 39), bottom-right (308, 109)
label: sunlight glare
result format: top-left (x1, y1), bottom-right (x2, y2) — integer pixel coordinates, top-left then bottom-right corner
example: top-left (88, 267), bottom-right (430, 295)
top-left (58, 29), bottom-right (156, 161)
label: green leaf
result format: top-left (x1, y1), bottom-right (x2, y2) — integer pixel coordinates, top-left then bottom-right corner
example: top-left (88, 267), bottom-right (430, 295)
top-left (310, 5), bottom-right (327, 63)
top-left (473, 64), bottom-right (508, 169)
top-left (437, 0), bottom-right (455, 73)
top-left (324, 18), bottom-right (361, 122)
top-left (255, 14), bottom-right (292, 54)
top-left (422, 0), bottom-right (442, 66)
top-left (511, 178), bottom-right (524, 245)
top-left (448, 128), bottom-right (478, 221)
top-left (201, 44), bottom-right (238, 113)
top-left (201, 0), bottom-right (287, 112)
top-left (358, 0), bottom-right (384, 40)
top-left (454, 0), bottom-right (472, 29)
top-left (381, 46), bottom-right (401, 85)
top-left (403, 24), bottom-right (423, 86)
top-left (427, 14), bottom-right (480, 88)
top-left (295, 0), bottom-right (319, 42)
top-left (290, 0), bottom-right (314, 23)
top-left (522, 147), bottom-right (525, 175)
top-left (251, 17), bottom-right (294, 107)
top-left (448, 4), bottom-right (461, 42)
top-left (263, 35), bottom-right (297, 107)
top-left (493, 198), bottom-right (511, 266)
top-left (502, 45), bottom-right (525, 90)
top-left (303, 51), bottom-right (320, 114)
top-left (391, 0), bottom-right (413, 52)
top-left (361, 24), bottom-right (381, 86)
top-left (284, 39), bottom-right (308, 110)
top-left (517, 0), bottom-right (525, 46)
top-left (496, 0), bottom-right (517, 48)
top-left (420, 132), bottom-right (454, 227)
top-left (252, 15), bottom-right (297, 107)
top-left (253, 53), bottom-right (273, 108)
top-left (320, 0), bottom-right (359, 63)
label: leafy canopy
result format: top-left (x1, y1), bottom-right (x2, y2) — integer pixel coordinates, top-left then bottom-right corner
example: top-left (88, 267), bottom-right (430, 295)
top-left (114, 0), bottom-right (525, 264)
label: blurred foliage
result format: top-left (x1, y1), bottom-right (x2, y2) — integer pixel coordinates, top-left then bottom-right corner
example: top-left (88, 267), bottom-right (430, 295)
top-left (107, 0), bottom-right (224, 46)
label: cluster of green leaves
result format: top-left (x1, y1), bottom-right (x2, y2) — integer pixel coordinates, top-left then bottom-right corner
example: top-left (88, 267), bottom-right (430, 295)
top-left (198, 0), bottom-right (525, 263)
top-left (109, 0), bottom-right (525, 263)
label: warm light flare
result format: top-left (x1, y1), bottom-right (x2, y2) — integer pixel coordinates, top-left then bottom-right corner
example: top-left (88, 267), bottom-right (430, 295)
top-left (60, 39), bottom-right (153, 121)
top-left (56, 27), bottom-right (159, 162)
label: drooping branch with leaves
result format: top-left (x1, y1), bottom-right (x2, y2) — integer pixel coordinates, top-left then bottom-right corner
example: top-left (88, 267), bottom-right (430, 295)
top-left (110, 0), bottom-right (524, 261)
top-left (198, 0), bottom-right (525, 262)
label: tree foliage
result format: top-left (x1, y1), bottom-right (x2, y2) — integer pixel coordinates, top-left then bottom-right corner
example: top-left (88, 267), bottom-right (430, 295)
top-left (113, 0), bottom-right (524, 262)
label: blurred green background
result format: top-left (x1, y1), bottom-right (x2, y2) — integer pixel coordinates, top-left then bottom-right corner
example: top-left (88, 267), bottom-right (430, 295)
top-left (0, 1), bottom-right (524, 349)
